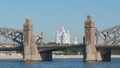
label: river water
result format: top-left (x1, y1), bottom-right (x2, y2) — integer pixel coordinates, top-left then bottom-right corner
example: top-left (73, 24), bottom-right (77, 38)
top-left (0, 58), bottom-right (120, 68)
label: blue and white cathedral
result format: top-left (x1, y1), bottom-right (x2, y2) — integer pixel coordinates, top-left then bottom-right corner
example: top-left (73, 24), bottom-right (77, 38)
top-left (56, 26), bottom-right (70, 44)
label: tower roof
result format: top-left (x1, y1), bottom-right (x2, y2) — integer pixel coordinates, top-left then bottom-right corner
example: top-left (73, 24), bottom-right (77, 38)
top-left (85, 13), bottom-right (95, 27)
top-left (24, 17), bottom-right (32, 26)
top-left (87, 13), bottom-right (93, 20)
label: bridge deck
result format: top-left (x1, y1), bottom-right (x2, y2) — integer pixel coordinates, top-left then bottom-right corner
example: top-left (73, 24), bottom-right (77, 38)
top-left (96, 44), bottom-right (120, 49)
top-left (38, 44), bottom-right (83, 52)
top-left (0, 44), bottom-right (120, 52)
top-left (0, 47), bottom-right (23, 51)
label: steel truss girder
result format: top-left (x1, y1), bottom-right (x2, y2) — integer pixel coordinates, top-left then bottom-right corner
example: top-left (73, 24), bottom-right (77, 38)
top-left (97, 25), bottom-right (120, 44)
top-left (0, 28), bottom-right (43, 46)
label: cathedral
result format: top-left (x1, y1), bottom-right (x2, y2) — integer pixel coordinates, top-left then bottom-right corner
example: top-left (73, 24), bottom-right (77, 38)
top-left (56, 26), bottom-right (70, 44)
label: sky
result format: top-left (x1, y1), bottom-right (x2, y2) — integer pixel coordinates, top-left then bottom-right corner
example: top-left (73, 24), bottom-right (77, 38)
top-left (0, 0), bottom-right (120, 43)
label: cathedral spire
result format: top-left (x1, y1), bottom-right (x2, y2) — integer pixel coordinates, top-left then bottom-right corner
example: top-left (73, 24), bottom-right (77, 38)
top-left (61, 26), bottom-right (65, 32)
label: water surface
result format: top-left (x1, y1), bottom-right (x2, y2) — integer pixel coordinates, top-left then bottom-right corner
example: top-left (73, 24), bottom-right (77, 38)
top-left (0, 58), bottom-right (120, 68)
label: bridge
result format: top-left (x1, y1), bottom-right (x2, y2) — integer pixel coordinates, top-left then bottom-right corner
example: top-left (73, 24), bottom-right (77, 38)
top-left (0, 44), bottom-right (82, 52)
top-left (0, 14), bottom-right (120, 62)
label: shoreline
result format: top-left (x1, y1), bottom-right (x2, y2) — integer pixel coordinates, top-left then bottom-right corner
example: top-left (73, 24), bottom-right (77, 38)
top-left (53, 55), bottom-right (120, 58)
top-left (53, 55), bottom-right (83, 58)
top-left (0, 55), bottom-right (119, 59)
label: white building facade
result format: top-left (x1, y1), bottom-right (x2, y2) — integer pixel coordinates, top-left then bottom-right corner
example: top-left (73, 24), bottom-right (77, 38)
top-left (73, 37), bottom-right (78, 44)
top-left (56, 26), bottom-right (70, 44)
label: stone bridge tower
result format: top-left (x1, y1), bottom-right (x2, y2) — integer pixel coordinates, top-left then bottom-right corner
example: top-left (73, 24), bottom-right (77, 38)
top-left (83, 14), bottom-right (111, 62)
top-left (23, 17), bottom-right (41, 61)
top-left (84, 14), bottom-right (97, 61)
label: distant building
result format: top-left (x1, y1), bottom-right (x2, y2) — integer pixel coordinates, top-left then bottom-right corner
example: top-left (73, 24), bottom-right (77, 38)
top-left (56, 26), bottom-right (70, 44)
top-left (73, 37), bottom-right (78, 44)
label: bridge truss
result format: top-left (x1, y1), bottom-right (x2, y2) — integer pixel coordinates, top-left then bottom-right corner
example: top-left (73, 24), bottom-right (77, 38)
top-left (96, 25), bottom-right (120, 45)
top-left (0, 28), bottom-right (43, 46)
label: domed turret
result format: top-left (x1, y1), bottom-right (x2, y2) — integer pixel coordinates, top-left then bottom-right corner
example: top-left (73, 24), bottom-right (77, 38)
top-left (87, 13), bottom-right (93, 20)
top-left (24, 17), bottom-right (33, 30)
top-left (85, 13), bottom-right (95, 28)
top-left (25, 17), bottom-right (32, 25)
